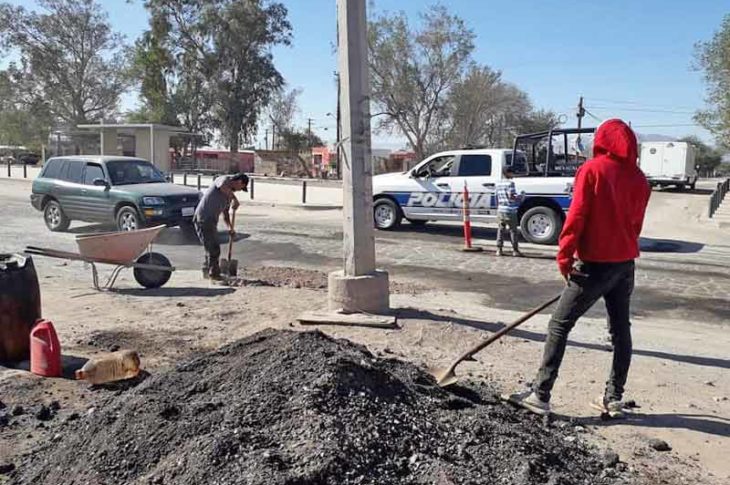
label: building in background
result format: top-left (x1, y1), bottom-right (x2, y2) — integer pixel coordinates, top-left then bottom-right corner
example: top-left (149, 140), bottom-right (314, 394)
top-left (172, 148), bottom-right (254, 174)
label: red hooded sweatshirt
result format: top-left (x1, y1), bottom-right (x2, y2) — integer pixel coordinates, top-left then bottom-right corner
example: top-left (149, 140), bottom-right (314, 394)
top-left (557, 119), bottom-right (651, 276)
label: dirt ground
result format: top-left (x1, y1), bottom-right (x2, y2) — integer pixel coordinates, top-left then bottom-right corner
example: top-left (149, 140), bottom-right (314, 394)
top-left (1, 264), bottom-right (728, 484)
top-left (1, 179), bottom-right (729, 484)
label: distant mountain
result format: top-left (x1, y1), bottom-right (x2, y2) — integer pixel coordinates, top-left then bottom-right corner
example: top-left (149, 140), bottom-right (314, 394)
top-left (637, 133), bottom-right (677, 142)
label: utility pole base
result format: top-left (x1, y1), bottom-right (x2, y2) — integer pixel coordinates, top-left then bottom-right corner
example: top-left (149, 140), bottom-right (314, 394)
top-left (327, 270), bottom-right (390, 314)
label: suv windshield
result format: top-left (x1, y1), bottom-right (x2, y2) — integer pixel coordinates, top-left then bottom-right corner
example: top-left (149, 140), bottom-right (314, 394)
top-left (107, 160), bottom-right (166, 185)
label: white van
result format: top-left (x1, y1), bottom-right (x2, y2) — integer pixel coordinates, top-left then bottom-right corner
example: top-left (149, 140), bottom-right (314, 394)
top-left (638, 141), bottom-right (698, 190)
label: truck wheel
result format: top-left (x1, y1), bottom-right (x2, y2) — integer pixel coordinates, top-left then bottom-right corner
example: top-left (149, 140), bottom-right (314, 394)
top-left (373, 198), bottom-right (402, 230)
top-left (116, 206), bottom-right (143, 232)
top-left (44, 200), bottom-right (71, 232)
top-left (520, 206), bottom-right (562, 245)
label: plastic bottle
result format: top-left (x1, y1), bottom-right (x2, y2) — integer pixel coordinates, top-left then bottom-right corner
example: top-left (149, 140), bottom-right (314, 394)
top-left (30, 319), bottom-right (62, 377)
top-left (75, 350), bottom-right (141, 384)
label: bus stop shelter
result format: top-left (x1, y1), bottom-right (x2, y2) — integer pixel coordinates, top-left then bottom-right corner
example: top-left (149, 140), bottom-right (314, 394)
top-left (76, 123), bottom-right (197, 172)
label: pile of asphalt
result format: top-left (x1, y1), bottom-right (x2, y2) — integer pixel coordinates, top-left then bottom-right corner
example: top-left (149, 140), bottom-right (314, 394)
top-left (14, 329), bottom-right (633, 484)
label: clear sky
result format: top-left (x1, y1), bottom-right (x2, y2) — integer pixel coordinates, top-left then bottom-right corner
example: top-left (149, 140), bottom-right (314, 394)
top-left (3, 0), bottom-right (727, 149)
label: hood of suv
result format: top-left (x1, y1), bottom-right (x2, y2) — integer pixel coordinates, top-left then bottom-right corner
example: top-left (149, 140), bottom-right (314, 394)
top-left (114, 182), bottom-right (200, 197)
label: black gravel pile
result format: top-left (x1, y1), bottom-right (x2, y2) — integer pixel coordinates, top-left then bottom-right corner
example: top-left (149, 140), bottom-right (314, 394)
top-left (15, 329), bottom-right (634, 485)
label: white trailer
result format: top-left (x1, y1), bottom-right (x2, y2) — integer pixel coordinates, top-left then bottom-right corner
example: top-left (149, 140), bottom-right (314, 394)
top-left (638, 141), bottom-right (698, 190)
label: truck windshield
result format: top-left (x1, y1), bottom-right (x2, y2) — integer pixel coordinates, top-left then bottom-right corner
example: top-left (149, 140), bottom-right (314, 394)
top-left (107, 160), bottom-right (166, 185)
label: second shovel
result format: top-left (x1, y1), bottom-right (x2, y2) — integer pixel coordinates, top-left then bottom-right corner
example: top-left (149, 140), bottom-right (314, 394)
top-left (220, 210), bottom-right (238, 277)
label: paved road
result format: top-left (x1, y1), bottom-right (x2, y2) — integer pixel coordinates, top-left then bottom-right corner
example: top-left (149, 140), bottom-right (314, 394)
top-left (1, 178), bottom-right (728, 324)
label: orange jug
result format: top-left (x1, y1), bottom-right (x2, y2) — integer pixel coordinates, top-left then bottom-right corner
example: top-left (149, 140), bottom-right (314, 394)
top-left (30, 319), bottom-right (62, 377)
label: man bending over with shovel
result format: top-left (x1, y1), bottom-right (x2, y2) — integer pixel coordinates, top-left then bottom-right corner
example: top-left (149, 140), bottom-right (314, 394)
top-left (193, 173), bottom-right (249, 280)
top-left (505, 119), bottom-right (650, 418)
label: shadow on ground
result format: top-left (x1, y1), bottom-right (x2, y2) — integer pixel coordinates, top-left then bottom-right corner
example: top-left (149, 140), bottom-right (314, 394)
top-left (397, 308), bottom-right (730, 370)
top-left (581, 412), bottom-right (730, 438)
top-left (112, 286), bottom-right (236, 297)
top-left (4, 354), bottom-right (89, 380)
top-left (640, 237), bottom-right (704, 254)
top-left (656, 187), bottom-right (714, 196)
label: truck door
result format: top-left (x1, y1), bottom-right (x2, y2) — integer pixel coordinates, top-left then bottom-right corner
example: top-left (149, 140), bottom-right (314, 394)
top-left (405, 154), bottom-right (458, 220)
top-left (80, 162), bottom-right (114, 222)
top-left (450, 153), bottom-right (495, 221)
top-left (56, 159), bottom-right (86, 219)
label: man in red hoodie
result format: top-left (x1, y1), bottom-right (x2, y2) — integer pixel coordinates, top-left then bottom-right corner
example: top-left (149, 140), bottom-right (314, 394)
top-left (505, 119), bottom-right (651, 417)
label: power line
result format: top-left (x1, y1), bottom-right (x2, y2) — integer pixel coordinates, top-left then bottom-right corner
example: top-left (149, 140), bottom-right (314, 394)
top-left (630, 123), bottom-right (703, 128)
top-left (582, 109), bottom-right (604, 123)
top-left (586, 106), bottom-right (696, 115)
top-left (585, 97), bottom-right (699, 111)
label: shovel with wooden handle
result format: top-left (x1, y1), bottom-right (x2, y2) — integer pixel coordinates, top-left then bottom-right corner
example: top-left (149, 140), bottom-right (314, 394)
top-left (430, 294), bottom-right (561, 387)
top-left (220, 209), bottom-right (238, 277)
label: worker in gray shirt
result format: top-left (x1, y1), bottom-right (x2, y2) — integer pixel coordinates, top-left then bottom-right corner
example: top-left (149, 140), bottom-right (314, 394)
top-left (193, 173), bottom-right (249, 279)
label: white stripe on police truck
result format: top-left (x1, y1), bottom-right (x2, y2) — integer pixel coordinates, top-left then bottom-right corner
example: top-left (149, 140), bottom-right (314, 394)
top-left (406, 192), bottom-right (492, 209)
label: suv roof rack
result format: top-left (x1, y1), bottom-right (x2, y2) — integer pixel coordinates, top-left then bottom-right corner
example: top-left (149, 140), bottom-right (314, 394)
top-left (460, 144), bottom-right (489, 150)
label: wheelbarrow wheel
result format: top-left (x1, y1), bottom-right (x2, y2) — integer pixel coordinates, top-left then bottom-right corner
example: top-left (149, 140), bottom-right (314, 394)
top-left (133, 252), bottom-right (172, 289)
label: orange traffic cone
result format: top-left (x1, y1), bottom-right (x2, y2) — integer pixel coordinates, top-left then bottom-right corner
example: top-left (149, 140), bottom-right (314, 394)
top-left (461, 183), bottom-right (482, 253)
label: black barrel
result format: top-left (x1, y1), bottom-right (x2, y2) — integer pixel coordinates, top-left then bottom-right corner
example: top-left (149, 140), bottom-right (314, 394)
top-left (0, 254), bottom-right (41, 363)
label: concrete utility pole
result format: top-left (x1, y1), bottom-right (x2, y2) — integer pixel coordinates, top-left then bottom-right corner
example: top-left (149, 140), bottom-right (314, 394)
top-left (328, 0), bottom-right (389, 313)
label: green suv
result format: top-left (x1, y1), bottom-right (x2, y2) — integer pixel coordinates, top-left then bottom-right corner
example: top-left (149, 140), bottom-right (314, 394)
top-left (31, 156), bottom-right (201, 233)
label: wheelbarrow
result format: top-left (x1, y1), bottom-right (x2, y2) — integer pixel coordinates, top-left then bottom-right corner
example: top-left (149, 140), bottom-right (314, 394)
top-left (25, 225), bottom-right (174, 290)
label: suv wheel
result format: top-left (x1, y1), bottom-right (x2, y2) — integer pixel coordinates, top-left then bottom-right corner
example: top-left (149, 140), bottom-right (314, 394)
top-left (520, 206), bottom-right (562, 245)
top-left (44, 200), bottom-right (71, 232)
top-left (373, 198), bottom-right (402, 230)
top-left (116, 206), bottom-right (143, 232)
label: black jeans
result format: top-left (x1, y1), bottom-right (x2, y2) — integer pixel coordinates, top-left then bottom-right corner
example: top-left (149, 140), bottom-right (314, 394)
top-left (533, 260), bottom-right (635, 403)
top-left (194, 218), bottom-right (220, 276)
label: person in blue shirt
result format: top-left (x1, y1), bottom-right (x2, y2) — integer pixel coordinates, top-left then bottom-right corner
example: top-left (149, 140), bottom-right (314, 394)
top-left (495, 168), bottom-right (524, 257)
top-left (193, 173), bottom-right (248, 279)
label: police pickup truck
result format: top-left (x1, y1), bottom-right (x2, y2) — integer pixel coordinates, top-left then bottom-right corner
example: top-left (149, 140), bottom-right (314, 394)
top-left (372, 128), bottom-right (594, 245)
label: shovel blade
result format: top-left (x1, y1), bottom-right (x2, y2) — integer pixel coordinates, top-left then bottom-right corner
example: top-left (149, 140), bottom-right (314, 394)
top-left (220, 258), bottom-right (229, 275)
top-left (228, 259), bottom-right (238, 277)
top-left (429, 366), bottom-right (459, 388)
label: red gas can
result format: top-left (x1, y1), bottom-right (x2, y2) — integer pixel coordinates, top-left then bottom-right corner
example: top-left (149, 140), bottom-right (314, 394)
top-left (30, 319), bottom-right (62, 377)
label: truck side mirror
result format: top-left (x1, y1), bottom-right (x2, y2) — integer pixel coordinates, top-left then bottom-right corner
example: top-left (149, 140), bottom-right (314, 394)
top-left (93, 178), bottom-right (110, 189)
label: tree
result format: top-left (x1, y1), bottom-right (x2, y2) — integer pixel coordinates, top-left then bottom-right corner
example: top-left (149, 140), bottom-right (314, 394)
top-left (140, 0), bottom-right (291, 153)
top-left (437, 66), bottom-right (559, 150)
top-left (369, 5), bottom-right (475, 159)
top-left (278, 127), bottom-right (323, 153)
top-left (128, 12), bottom-right (178, 126)
top-left (694, 14), bottom-right (730, 149)
top-left (0, 0), bottom-right (130, 127)
top-left (443, 66), bottom-right (536, 149)
top-left (266, 87), bottom-right (301, 143)
top-left (0, 69), bottom-right (52, 152)
top-left (679, 135), bottom-right (723, 177)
